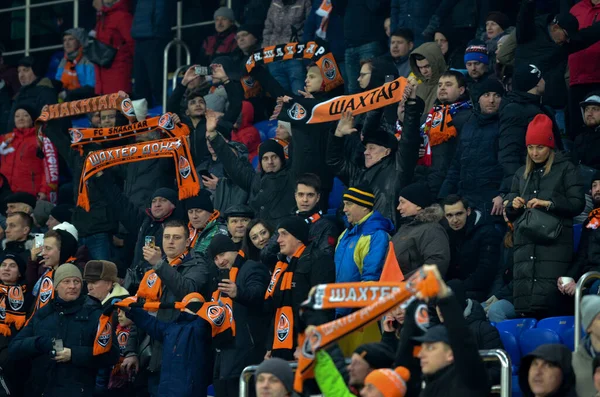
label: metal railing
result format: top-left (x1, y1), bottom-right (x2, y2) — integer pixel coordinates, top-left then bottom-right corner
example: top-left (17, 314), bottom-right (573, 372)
top-left (162, 40), bottom-right (191, 111)
top-left (574, 271), bottom-right (600, 351)
top-left (239, 349), bottom-right (511, 397)
top-left (0, 0), bottom-right (79, 56)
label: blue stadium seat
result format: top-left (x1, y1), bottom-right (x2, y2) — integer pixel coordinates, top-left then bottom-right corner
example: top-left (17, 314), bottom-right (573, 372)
top-left (71, 117), bottom-right (91, 129)
top-left (207, 384), bottom-right (215, 397)
top-left (254, 120), bottom-right (277, 142)
top-left (499, 331), bottom-right (521, 374)
top-left (148, 105), bottom-right (163, 117)
top-left (512, 375), bottom-right (522, 397)
top-left (537, 316), bottom-right (574, 340)
top-left (495, 318), bottom-right (537, 338)
top-left (251, 155), bottom-right (259, 170)
top-left (573, 223), bottom-right (583, 252)
top-left (518, 328), bottom-right (561, 356)
top-left (562, 327), bottom-right (576, 351)
top-left (328, 177), bottom-right (346, 210)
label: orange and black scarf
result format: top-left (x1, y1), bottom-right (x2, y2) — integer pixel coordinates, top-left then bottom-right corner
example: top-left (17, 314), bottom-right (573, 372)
top-left (60, 48), bottom-right (84, 91)
top-left (587, 208), bottom-right (600, 230)
top-left (315, 0), bottom-right (332, 39)
top-left (0, 284), bottom-right (27, 336)
top-left (188, 210), bottom-right (221, 247)
top-left (69, 113), bottom-right (190, 152)
top-left (109, 323), bottom-right (132, 388)
top-left (293, 269), bottom-right (441, 393)
top-left (244, 40), bottom-right (343, 95)
top-left (210, 250), bottom-right (246, 337)
top-left (265, 245), bottom-right (306, 352)
top-left (33, 268), bottom-right (55, 312)
top-left (36, 93), bottom-right (138, 145)
top-left (137, 250), bottom-right (190, 302)
top-left (279, 77), bottom-right (407, 125)
top-left (77, 137), bottom-right (200, 211)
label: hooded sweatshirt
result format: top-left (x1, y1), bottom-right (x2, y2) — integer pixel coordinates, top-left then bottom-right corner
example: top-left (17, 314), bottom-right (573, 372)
top-left (409, 42), bottom-right (447, 117)
top-left (231, 101), bottom-right (260, 162)
top-left (519, 344), bottom-right (577, 397)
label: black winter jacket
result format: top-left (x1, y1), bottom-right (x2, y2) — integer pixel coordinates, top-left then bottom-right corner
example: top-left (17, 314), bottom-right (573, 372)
top-left (413, 95), bottom-right (472, 197)
top-left (327, 96), bottom-right (422, 226)
top-left (515, 0), bottom-right (600, 109)
top-left (265, 243), bottom-right (336, 360)
top-left (167, 80), bottom-right (243, 164)
top-left (210, 133), bottom-right (296, 225)
top-left (444, 211), bottom-right (502, 302)
top-left (498, 90), bottom-right (560, 194)
top-left (572, 205), bottom-right (600, 279)
top-left (573, 125), bottom-right (600, 171)
top-left (439, 110), bottom-right (503, 210)
top-left (419, 294), bottom-right (490, 397)
top-left (332, 0), bottom-right (388, 48)
top-left (505, 153), bottom-right (585, 315)
top-left (9, 296), bottom-right (120, 397)
top-left (119, 158), bottom-right (175, 210)
top-left (7, 77), bottom-right (56, 131)
top-left (91, 174), bottom-right (181, 289)
top-left (209, 255), bottom-right (271, 379)
top-left (44, 119), bottom-right (117, 238)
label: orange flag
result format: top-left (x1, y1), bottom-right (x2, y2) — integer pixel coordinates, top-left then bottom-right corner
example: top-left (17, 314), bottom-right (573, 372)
top-left (379, 241), bottom-right (404, 282)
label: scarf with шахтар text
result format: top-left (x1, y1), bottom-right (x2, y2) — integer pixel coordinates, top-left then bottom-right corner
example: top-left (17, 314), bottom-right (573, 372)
top-left (243, 40), bottom-right (344, 95)
top-left (77, 137), bottom-right (200, 211)
top-left (278, 77), bottom-right (408, 125)
top-left (293, 268), bottom-right (441, 393)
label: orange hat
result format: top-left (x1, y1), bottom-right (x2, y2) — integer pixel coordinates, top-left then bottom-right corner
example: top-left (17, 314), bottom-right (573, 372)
top-left (525, 114), bottom-right (555, 149)
top-left (363, 366), bottom-right (411, 397)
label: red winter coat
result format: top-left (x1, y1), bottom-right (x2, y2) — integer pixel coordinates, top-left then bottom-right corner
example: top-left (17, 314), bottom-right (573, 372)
top-left (0, 128), bottom-right (58, 200)
top-left (231, 101), bottom-right (260, 162)
top-left (201, 27), bottom-right (238, 63)
top-left (569, 0), bottom-right (600, 86)
top-left (94, 0), bottom-right (135, 94)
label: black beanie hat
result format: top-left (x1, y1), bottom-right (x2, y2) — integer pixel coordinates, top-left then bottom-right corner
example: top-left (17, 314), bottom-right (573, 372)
top-left (17, 56), bottom-right (43, 78)
top-left (259, 139), bottom-right (286, 166)
top-left (277, 216), bottom-right (310, 245)
top-left (399, 183), bottom-right (433, 209)
top-left (552, 13), bottom-right (580, 38)
top-left (6, 192), bottom-right (37, 209)
top-left (55, 229), bottom-right (78, 264)
top-left (14, 104), bottom-right (39, 122)
top-left (343, 183), bottom-right (375, 210)
top-left (152, 187), bottom-right (178, 206)
top-left (486, 11), bottom-right (510, 31)
top-left (476, 78), bottom-right (505, 102)
top-left (50, 204), bottom-right (73, 223)
top-left (354, 343), bottom-right (395, 369)
top-left (593, 170), bottom-right (600, 187)
top-left (207, 234), bottom-right (238, 259)
top-left (184, 189), bottom-right (214, 213)
top-left (0, 252), bottom-right (27, 281)
top-left (238, 23), bottom-right (263, 41)
top-left (512, 63), bottom-right (542, 93)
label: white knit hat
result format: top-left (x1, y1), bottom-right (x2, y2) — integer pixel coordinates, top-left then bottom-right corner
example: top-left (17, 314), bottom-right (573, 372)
top-left (53, 222), bottom-right (79, 242)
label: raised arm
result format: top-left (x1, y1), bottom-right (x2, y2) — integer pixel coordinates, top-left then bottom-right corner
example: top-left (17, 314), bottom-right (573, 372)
top-left (326, 111), bottom-right (361, 185)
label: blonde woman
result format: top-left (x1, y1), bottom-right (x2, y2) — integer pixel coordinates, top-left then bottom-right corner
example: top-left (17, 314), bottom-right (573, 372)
top-left (505, 114), bottom-right (584, 319)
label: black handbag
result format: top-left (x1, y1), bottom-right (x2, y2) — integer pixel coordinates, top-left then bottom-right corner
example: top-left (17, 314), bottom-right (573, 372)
top-left (515, 173), bottom-right (563, 244)
top-left (84, 39), bottom-right (117, 67)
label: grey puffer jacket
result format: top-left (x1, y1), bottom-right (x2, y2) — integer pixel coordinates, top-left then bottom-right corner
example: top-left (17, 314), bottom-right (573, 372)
top-left (391, 204), bottom-right (450, 277)
top-left (505, 153), bottom-right (585, 315)
top-left (262, 0), bottom-right (312, 47)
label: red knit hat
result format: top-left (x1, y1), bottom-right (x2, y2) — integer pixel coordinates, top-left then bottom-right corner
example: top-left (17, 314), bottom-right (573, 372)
top-left (526, 114), bottom-right (555, 149)
top-left (363, 366), bottom-right (411, 397)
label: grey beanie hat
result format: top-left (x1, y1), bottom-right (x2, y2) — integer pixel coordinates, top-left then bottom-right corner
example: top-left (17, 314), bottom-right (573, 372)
top-left (53, 263), bottom-right (83, 287)
top-left (582, 295), bottom-right (600, 332)
top-left (64, 27), bottom-right (88, 47)
top-left (255, 358), bottom-right (293, 392)
top-left (214, 7), bottom-right (235, 21)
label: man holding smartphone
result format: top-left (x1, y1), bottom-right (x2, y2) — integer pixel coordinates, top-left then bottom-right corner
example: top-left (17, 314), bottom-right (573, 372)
top-left (206, 234), bottom-right (270, 397)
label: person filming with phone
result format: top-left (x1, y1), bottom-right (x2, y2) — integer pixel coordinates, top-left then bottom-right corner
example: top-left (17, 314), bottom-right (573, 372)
top-left (124, 219), bottom-right (207, 397)
top-left (206, 234), bottom-right (270, 397)
top-left (9, 263), bottom-right (119, 396)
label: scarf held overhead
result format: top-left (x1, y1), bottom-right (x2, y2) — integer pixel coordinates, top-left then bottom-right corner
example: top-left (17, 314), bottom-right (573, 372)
top-left (77, 137), bottom-right (200, 211)
top-left (69, 113), bottom-right (190, 149)
top-left (245, 41), bottom-right (343, 92)
top-left (280, 77), bottom-right (407, 124)
top-left (36, 93), bottom-right (138, 144)
top-left (294, 268), bottom-right (441, 393)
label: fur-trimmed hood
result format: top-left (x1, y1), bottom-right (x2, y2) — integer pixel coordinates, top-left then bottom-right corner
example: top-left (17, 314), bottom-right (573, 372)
top-left (412, 204), bottom-right (445, 224)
